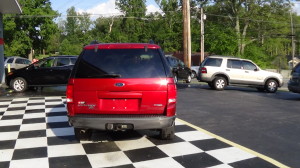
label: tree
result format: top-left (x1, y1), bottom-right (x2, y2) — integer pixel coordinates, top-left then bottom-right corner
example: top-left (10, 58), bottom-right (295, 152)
top-left (116, 0), bottom-right (147, 42)
top-left (212, 0), bottom-right (291, 56)
top-left (65, 7), bottom-right (78, 36)
top-left (58, 7), bottom-right (93, 55)
top-left (4, 0), bottom-right (58, 58)
top-left (152, 0), bottom-right (182, 51)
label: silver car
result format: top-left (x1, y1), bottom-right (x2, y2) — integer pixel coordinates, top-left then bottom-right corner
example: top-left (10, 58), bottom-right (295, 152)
top-left (197, 55), bottom-right (284, 93)
top-left (4, 56), bottom-right (31, 71)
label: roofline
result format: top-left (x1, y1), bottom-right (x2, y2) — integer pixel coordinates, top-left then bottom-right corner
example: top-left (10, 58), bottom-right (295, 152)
top-left (48, 55), bottom-right (78, 57)
top-left (208, 55), bottom-right (258, 63)
top-left (84, 43), bottom-right (161, 50)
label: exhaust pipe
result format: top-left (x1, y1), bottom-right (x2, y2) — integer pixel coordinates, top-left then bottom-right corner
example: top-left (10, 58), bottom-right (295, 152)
top-left (80, 129), bottom-right (86, 134)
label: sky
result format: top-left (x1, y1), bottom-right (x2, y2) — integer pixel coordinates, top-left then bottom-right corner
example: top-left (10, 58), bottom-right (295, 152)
top-left (293, 2), bottom-right (300, 15)
top-left (50, 0), bottom-right (300, 17)
top-left (50, 0), bottom-right (162, 17)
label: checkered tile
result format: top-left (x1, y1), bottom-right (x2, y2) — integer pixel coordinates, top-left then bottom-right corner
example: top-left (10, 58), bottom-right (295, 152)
top-left (0, 97), bottom-right (278, 168)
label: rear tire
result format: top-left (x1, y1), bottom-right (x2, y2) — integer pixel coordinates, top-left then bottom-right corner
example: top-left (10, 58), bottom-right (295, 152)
top-left (186, 74), bottom-right (191, 83)
top-left (29, 86), bottom-right (38, 91)
top-left (265, 79), bottom-right (278, 93)
top-left (213, 77), bottom-right (226, 91)
top-left (173, 73), bottom-right (178, 83)
top-left (208, 82), bottom-right (215, 89)
top-left (74, 128), bottom-right (92, 141)
top-left (11, 77), bottom-right (27, 92)
top-left (191, 71), bottom-right (197, 79)
top-left (160, 124), bottom-right (175, 140)
top-left (256, 87), bottom-right (265, 92)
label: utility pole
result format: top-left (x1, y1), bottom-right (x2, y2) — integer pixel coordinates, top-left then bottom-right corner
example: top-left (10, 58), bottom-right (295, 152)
top-left (200, 7), bottom-right (205, 64)
top-left (183, 0), bottom-right (191, 67)
top-left (187, 0), bottom-right (191, 68)
top-left (0, 14), bottom-right (4, 84)
top-left (290, 11), bottom-right (295, 69)
top-left (183, 0), bottom-right (187, 66)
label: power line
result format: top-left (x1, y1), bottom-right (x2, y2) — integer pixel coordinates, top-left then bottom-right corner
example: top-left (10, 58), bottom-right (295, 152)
top-left (5, 10), bottom-right (300, 26)
top-left (205, 13), bottom-right (299, 26)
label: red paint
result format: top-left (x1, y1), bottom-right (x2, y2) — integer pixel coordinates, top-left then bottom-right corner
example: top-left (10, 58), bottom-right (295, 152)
top-left (66, 78), bottom-right (177, 116)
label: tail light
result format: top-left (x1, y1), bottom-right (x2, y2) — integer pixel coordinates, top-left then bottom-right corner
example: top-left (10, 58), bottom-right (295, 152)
top-left (66, 78), bottom-right (75, 116)
top-left (166, 78), bottom-right (177, 117)
top-left (201, 67), bottom-right (207, 73)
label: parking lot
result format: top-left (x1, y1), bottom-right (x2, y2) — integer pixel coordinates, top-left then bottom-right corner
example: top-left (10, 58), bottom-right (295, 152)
top-left (0, 81), bottom-right (299, 168)
top-left (176, 82), bottom-right (300, 168)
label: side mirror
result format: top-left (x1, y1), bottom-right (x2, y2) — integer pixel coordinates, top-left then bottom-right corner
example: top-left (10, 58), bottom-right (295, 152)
top-left (254, 68), bottom-right (259, 71)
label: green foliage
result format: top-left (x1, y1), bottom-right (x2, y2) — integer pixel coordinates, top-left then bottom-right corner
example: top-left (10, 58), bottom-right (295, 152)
top-left (242, 44), bottom-right (270, 68)
top-left (59, 39), bottom-right (82, 55)
top-left (4, 0), bottom-right (58, 58)
top-left (57, 6), bottom-right (93, 55)
top-left (204, 23), bottom-right (237, 55)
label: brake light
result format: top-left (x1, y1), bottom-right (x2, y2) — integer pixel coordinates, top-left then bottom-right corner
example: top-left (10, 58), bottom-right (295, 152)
top-left (66, 78), bottom-right (74, 103)
top-left (166, 78), bottom-right (177, 117)
top-left (201, 67), bottom-right (207, 73)
top-left (66, 78), bottom-right (75, 116)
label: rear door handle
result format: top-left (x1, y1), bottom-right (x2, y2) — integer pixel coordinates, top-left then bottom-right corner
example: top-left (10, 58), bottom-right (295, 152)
top-left (245, 71), bottom-right (249, 73)
top-left (226, 69), bottom-right (230, 71)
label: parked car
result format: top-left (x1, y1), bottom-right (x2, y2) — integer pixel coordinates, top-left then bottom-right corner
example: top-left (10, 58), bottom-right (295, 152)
top-left (66, 42), bottom-right (177, 140)
top-left (165, 55), bottom-right (192, 83)
top-left (190, 66), bottom-right (199, 79)
top-left (6, 55), bottom-right (77, 92)
top-left (4, 56), bottom-right (31, 71)
top-left (197, 55), bottom-right (283, 93)
top-left (288, 63), bottom-right (300, 93)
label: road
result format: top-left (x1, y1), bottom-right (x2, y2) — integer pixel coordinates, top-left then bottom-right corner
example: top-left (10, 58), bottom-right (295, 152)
top-left (176, 83), bottom-right (300, 168)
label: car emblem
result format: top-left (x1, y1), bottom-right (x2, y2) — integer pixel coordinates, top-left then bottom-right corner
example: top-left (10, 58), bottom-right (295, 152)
top-left (115, 83), bottom-right (125, 87)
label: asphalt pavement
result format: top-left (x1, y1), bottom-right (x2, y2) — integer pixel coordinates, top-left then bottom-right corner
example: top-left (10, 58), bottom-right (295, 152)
top-left (176, 81), bottom-right (300, 168)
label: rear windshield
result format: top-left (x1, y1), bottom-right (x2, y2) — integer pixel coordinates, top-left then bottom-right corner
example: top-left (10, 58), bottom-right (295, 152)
top-left (202, 58), bottom-right (222, 67)
top-left (293, 63), bottom-right (300, 73)
top-left (74, 48), bottom-right (167, 78)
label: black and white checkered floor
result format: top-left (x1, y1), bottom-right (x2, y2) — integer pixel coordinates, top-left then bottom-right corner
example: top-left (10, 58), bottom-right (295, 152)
top-left (0, 97), bottom-right (278, 168)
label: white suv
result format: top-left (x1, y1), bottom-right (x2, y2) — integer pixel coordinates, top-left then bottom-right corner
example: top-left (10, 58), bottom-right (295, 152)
top-left (4, 56), bottom-right (31, 71)
top-left (197, 56), bottom-right (283, 93)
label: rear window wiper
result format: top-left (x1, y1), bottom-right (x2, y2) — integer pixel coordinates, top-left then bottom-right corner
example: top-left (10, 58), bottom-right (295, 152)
top-left (87, 74), bottom-right (121, 78)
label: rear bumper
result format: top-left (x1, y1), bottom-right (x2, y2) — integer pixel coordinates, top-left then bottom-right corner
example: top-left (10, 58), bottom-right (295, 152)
top-left (197, 75), bottom-right (211, 82)
top-left (288, 82), bottom-right (300, 93)
top-left (68, 115), bottom-right (176, 130)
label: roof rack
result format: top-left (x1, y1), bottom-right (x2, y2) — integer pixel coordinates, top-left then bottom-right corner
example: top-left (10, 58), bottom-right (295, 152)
top-left (90, 40), bottom-right (99, 44)
top-left (149, 40), bottom-right (155, 44)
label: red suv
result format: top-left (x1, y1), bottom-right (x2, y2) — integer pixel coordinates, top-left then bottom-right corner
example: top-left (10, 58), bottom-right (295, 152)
top-left (66, 43), bottom-right (177, 140)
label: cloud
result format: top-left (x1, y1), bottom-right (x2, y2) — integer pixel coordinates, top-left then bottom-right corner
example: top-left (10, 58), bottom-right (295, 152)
top-left (78, 0), bottom-right (122, 17)
top-left (293, 3), bottom-right (300, 15)
top-left (78, 0), bottom-right (162, 19)
top-left (146, 4), bottom-right (162, 14)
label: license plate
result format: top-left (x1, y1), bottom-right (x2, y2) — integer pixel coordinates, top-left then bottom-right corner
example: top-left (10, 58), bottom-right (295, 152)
top-left (100, 99), bottom-right (139, 111)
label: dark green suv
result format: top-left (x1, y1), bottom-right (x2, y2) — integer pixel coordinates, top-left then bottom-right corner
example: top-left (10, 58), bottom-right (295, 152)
top-left (288, 63), bottom-right (300, 93)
